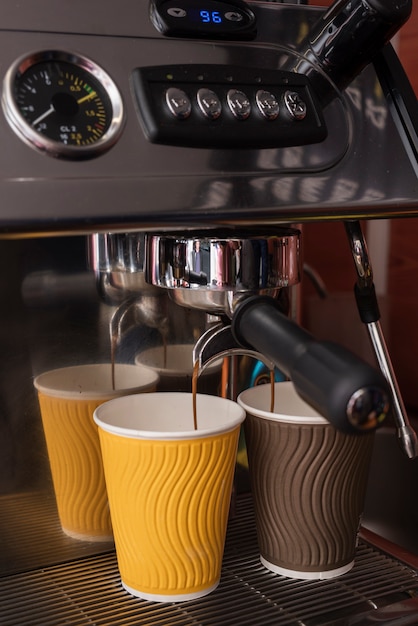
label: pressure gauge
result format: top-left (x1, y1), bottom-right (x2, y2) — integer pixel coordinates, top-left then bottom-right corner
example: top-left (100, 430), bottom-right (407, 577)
top-left (2, 51), bottom-right (124, 159)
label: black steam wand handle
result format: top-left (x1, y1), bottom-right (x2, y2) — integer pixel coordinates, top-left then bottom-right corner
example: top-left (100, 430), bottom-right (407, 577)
top-left (288, 0), bottom-right (412, 105)
top-left (232, 295), bottom-right (390, 435)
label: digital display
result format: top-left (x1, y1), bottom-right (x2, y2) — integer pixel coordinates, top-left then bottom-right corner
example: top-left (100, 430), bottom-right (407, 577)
top-left (187, 8), bottom-right (227, 24)
top-left (185, 5), bottom-right (250, 26)
top-left (199, 10), bottom-right (223, 23)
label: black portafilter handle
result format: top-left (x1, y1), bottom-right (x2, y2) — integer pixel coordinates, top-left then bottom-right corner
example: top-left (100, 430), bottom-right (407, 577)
top-left (288, 0), bottom-right (412, 105)
top-left (231, 296), bottom-right (391, 435)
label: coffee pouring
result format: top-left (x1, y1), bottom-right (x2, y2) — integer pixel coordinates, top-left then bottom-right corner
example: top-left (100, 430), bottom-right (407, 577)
top-left (144, 229), bottom-right (393, 435)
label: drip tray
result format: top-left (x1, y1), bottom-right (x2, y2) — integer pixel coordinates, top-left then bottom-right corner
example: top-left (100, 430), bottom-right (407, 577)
top-left (1, 494), bottom-right (418, 626)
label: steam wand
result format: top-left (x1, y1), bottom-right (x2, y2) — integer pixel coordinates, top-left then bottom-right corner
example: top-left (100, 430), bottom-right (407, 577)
top-left (344, 220), bottom-right (418, 459)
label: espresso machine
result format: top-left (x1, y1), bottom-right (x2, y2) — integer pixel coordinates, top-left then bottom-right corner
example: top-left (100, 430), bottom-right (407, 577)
top-left (2, 0), bottom-right (418, 623)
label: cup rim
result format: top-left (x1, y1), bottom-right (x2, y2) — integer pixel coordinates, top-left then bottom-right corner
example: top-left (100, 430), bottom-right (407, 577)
top-left (94, 391), bottom-right (245, 440)
top-left (33, 363), bottom-right (160, 399)
top-left (237, 381), bottom-right (328, 425)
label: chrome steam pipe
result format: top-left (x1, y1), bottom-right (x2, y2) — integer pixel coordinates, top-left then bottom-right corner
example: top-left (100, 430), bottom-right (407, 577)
top-left (345, 220), bottom-right (418, 459)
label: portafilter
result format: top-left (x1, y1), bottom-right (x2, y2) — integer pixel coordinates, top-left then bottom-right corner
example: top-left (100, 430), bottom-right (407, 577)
top-left (145, 229), bottom-right (391, 435)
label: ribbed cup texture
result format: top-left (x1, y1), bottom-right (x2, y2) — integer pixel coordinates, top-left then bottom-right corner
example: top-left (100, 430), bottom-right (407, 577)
top-left (245, 416), bottom-right (375, 573)
top-left (38, 393), bottom-right (113, 540)
top-left (98, 427), bottom-right (240, 597)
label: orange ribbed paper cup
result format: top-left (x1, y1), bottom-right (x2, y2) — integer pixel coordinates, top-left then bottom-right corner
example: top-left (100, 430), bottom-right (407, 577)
top-left (238, 381), bottom-right (375, 580)
top-left (94, 392), bottom-right (245, 602)
top-left (34, 363), bottom-right (159, 542)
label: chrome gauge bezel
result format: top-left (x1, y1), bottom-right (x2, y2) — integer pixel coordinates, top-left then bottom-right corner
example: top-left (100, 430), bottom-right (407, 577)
top-left (2, 50), bottom-right (125, 159)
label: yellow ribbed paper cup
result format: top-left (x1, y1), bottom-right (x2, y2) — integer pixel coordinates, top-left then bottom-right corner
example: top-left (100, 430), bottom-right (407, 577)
top-left (94, 392), bottom-right (245, 602)
top-left (34, 363), bottom-right (159, 542)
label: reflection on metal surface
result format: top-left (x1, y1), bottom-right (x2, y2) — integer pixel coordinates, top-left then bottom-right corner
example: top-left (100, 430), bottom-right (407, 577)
top-left (146, 229), bottom-right (300, 316)
top-left (89, 232), bottom-right (155, 303)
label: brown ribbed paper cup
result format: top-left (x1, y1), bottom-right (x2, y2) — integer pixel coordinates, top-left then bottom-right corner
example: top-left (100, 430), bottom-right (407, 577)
top-left (237, 381), bottom-right (375, 580)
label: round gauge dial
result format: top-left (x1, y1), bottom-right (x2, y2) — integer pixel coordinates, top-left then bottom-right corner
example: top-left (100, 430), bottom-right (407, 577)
top-left (2, 51), bottom-right (124, 159)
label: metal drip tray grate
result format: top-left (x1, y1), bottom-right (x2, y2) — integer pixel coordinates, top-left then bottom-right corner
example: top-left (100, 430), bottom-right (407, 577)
top-left (1, 494), bottom-right (418, 626)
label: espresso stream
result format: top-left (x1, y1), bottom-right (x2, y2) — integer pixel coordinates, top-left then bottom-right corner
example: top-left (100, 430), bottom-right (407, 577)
top-left (110, 332), bottom-right (117, 391)
top-left (269, 369), bottom-right (275, 412)
top-left (192, 360), bottom-right (199, 431)
top-left (110, 309), bottom-right (274, 431)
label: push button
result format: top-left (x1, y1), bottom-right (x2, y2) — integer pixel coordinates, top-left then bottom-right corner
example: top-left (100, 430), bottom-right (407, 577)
top-left (166, 7), bottom-right (187, 18)
top-left (165, 87), bottom-right (191, 119)
top-left (227, 89), bottom-right (251, 120)
top-left (225, 11), bottom-right (244, 22)
top-left (197, 88), bottom-right (222, 120)
top-left (284, 90), bottom-right (307, 120)
top-left (256, 89), bottom-right (279, 120)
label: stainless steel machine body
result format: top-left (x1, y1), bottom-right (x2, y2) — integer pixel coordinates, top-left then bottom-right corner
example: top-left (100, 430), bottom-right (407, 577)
top-left (1, 1), bottom-right (418, 624)
top-left (0, 0), bottom-right (417, 234)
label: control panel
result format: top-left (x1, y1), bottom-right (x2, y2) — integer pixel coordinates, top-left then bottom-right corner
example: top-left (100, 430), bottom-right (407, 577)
top-left (131, 64), bottom-right (328, 149)
top-left (150, 0), bottom-right (257, 39)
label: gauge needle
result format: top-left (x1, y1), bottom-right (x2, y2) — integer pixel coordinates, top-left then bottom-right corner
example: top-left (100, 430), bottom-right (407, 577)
top-left (77, 91), bottom-right (97, 105)
top-left (31, 105), bottom-right (55, 127)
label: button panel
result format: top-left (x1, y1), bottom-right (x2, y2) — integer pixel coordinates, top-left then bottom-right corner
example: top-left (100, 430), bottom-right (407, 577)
top-left (132, 64), bottom-right (327, 149)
